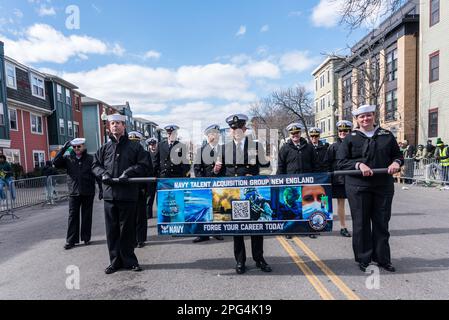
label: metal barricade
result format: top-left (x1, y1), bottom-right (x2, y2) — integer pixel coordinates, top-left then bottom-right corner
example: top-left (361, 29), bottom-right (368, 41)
top-left (0, 175), bottom-right (69, 217)
top-left (402, 158), bottom-right (448, 186)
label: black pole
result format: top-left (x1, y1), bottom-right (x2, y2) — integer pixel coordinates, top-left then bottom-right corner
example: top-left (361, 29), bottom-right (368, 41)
top-left (111, 169), bottom-right (390, 183)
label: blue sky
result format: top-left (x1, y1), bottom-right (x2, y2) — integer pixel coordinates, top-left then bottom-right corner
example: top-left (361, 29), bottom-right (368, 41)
top-left (0, 0), bottom-right (368, 138)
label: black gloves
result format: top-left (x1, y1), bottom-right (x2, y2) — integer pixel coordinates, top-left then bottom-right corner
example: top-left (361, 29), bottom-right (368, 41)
top-left (102, 173), bottom-right (113, 185)
top-left (118, 172), bottom-right (129, 183)
top-left (63, 141), bottom-right (72, 150)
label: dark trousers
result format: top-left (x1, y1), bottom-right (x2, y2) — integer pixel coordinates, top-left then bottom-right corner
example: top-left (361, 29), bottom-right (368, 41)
top-left (104, 200), bottom-right (138, 268)
top-left (136, 190), bottom-right (148, 244)
top-left (66, 195), bottom-right (94, 244)
top-left (346, 184), bottom-right (394, 265)
top-left (146, 182), bottom-right (157, 219)
top-left (233, 236), bottom-right (264, 264)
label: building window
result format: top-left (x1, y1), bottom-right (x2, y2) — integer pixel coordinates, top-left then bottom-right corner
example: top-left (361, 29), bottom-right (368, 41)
top-left (75, 97), bottom-right (80, 111)
top-left (0, 103), bottom-right (4, 125)
top-left (429, 52), bottom-right (439, 82)
top-left (327, 70), bottom-right (330, 83)
top-left (430, 0), bottom-right (440, 27)
top-left (327, 93), bottom-right (331, 108)
top-left (9, 109), bottom-right (18, 130)
top-left (3, 149), bottom-right (21, 164)
top-left (68, 121), bottom-right (73, 136)
top-left (59, 118), bottom-right (65, 135)
top-left (428, 109), bottom-right (438, 138)
top-left (74, 123), bottom-right (80, 138)
top-left (328, 118), bottom-right (331, 134)
top-left (385, 89), bottom-right (398, 121)
top-left (343, 105), bottom-right (352, 121)
top-left (31, 74), bottom-right (45, 99)
top-left (343, 77), bottom-right (352, 103)
top-left (6, 63), bottom-right (17, 89)
top-left (57, 85), bottom-right (63, 101)
top-left (30, 114), bottom-right (43, 134)
top-left (65, 88), bottom-right (72, 105)
top-left (33, 151), bottom-right (46, 169)
top-left (315, 79), bottom-right (318, 91)
top-left (386, 49), bottom-right (398, 82)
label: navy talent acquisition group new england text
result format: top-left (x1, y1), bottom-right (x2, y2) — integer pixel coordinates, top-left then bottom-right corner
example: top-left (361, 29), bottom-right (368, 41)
top-left (157, 173), bottom-right (333, 236)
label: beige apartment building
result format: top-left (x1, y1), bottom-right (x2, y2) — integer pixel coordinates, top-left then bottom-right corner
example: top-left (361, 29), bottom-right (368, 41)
top-left (419, 0), bottom-right (448, 145)
top-left (336, 1), bottom-right (420, 145)
top-left (312, 57), bottom-right (341, 143)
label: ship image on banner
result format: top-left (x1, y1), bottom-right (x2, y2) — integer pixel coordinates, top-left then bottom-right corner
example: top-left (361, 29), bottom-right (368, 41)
top-left (157, 173), bottom-right (333, 236)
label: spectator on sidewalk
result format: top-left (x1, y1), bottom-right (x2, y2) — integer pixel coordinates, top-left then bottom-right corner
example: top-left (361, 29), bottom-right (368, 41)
top-left (0, 155), bottom-right (16, 201)
top-left (425, 140), bottom-right (435, 159)
top-left (42, 161), bottom-right (58, 203)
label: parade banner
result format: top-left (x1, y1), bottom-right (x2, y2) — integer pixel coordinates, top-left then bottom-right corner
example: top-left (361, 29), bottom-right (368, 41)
top-left (157, 173), bottom-right (333, 236)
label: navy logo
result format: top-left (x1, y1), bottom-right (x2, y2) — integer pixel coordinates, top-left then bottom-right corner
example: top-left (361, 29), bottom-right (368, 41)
top-left (308, 211), bottom-right (327, 231)
top-left (233, 116), bottom-right (239, 122)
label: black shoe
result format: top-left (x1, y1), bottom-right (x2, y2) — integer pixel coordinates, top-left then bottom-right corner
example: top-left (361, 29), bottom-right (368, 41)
top-left (105, 265), bottom-right (119, 274)
top-left (340, 228), bottom-right (351, 238)
top-left (214, 236), bottom-right (224, 241)
top-left (137, 242), bottom-right (146, 248)
top-left (235, 263), bottom-right (246, 274)
top-left (64, 243), bottom-right (75, 250)
top-left (359, 262), bottom-right (370, 272)
top-left (379, 263), bottom-right (396, 272)
top-left (256, 260), bottom-right (272, 273)
top-left (285, 235), bottom-right (292, 239)
top-left (129, 265), bottom-right (143, 272)
top-left (193, 237), bottom-right (210, 243)
top-left (84, 241), bottom-right (90, 246)
top-left (309, 234), bottom-right (318, 239)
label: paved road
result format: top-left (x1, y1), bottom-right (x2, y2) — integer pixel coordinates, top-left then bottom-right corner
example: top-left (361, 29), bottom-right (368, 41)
top-left (0, 184), bottom-right (448, 300)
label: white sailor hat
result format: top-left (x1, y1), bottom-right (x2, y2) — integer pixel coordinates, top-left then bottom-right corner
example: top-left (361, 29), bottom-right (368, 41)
top-left (204, 124), bottom-right (220, 135)
top-left (146, 137), bottom-right (158, 145)
top-left (164, 125), bottom-right (180, 132)
top-left (70, 138), bottom-right (86, 146)
top-left (286, 122), bottom-right (304, 133)
top-left (226, 114), bottom-right (248, 129)
top-left (336, 120), bottom-right (353, 130)
top-left (352, 104), bottom-right (377, 117)
top-left (309, 127), bottom-right (322, 135)
top-left (107, 113), bottom-right (127, 122)
top-left (128, 131), bottom-right (144, 141)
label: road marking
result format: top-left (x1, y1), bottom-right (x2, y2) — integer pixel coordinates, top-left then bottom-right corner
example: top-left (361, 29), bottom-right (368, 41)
top-left (277, 236), bottom-right (335, 300)
top-left (292, 237), bottom-right (361, 300)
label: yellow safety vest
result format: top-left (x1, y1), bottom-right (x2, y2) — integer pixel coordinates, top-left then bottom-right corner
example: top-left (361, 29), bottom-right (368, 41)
top-left (440, 147), bottom-right (449, 167)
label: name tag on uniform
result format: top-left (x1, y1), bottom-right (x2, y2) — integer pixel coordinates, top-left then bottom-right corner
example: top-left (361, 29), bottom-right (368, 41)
top-left (377, 130), bottom-right (390, 136)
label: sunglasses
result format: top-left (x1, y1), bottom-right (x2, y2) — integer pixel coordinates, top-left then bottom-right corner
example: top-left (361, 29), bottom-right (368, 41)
top-left (290, 131), bottom-right (301, 135)
top-left (73, 145), bottom-right (83, 149)
top-left (338, 130), bottom-right (350, 133)
top-left (310, 135), bottom-right (320, 138)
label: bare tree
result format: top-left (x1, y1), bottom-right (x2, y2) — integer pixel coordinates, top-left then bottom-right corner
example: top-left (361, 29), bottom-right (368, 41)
top-left (271, 87), bottom-right (315, 142)
top-left (335, 0), bottom-right (406, 30)
top-left (249, 97), bottom-right (291, 141)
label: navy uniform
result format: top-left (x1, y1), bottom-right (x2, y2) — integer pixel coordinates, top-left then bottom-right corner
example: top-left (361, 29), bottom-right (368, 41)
top-left (53, 138), bottom-right (101, 249)
top-left (92, 114), bottom-right (151, 274)
top-left (277, 123), bottom-right (317, 175)
top-left (220, 114), bottom-right (272, 274)
top-left (145, 137), bottom-right (159, 219)
top-left (154, 125), bottom-right (190, 178)
top-left (324, 120), bottom-right (353, 238)
top-left (337, 105), bottom-right (403, 272)
top-left (192, 124), bottom-right (225, 243)
top-left (277, 123), bottom-right (317, 239)
top-left (128, 131), bottom-right (150, 248)
top-left (309, 127), bottom-right (329, 173)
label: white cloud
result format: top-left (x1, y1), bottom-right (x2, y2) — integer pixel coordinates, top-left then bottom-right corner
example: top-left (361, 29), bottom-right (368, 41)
top-left (279, 51), bottom-right (320, 73)
top-left (1, 24), bottom-right (124, 64)
top-left (37, 5), bottom-right (56, 16)
top-left (288, 11), bottom-right (302, 17)
top-left (13, 9), bottom-right (24, 18)
top-left (260, 25), bottom-right (269, 33)
top-left (111, 43), bottom-right (125, 56)
top-left (243, 61), bottom-right (280, 79)
top-left (144, 50), bottom-right (161, 60)
top-left (235, 25), bottom-right (246, 37)
top-left (311, 0), bottom-right (343, 28)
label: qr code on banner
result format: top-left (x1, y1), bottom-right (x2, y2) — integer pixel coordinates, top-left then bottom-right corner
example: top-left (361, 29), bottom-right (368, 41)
top-left (232, 200), bottom-right (251, 220)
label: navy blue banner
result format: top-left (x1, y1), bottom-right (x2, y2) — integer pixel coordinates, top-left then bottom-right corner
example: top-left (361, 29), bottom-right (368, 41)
top-left (157, 173), bottom-right (333, 236)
